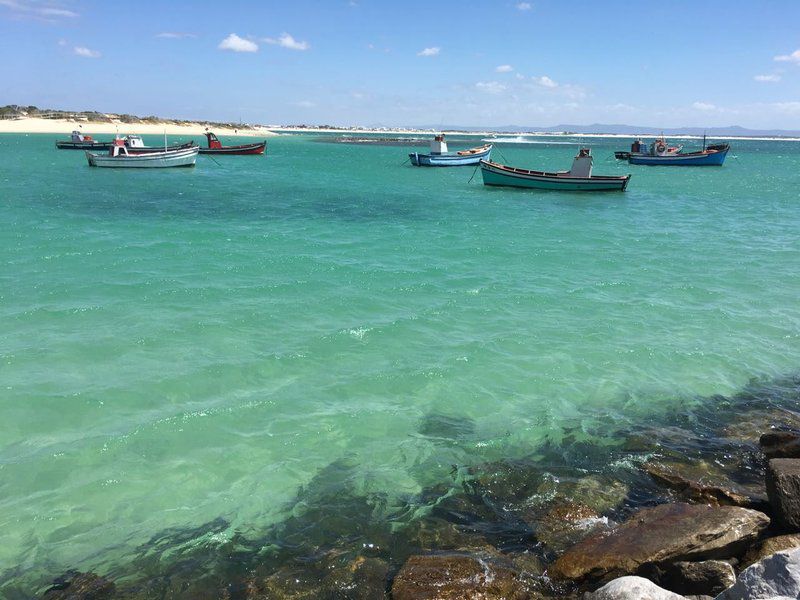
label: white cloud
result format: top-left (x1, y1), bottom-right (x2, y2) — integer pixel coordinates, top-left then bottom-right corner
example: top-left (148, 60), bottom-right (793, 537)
top-left (516, 2), bottom-right (532, 10)
top-left (39, 7), bottom-right (76, 17)
top-left (73, 46), bottom-right (99, 58)
top-left (219, 33), bottom-right (258, 53)
top-left (774, 49), bottom-right (800, 64)
top-left (771, 101), bottom-right (800, 113)
top-left (0, 0), bottom-right (78, 19)
top-left (515, 72), bottom-right (525, 80)
top-left (692, 101), bottom-right (716, 111)
top-left (264, 33), bottom-right (309, 51)
top-left (754, 74), bottom-right (781, 82)
top-left (417, 46), bottom-right (440, 57)
top-left (157, 32), bottom-right (197, 39)
top-left (295, 100), bottom-right (315, 108)
top-left (495, 64), bottom-right (513, 73)
top-left (535, 75), bottom-right (558, 88)
top-left (476, 81), bottom-right (507, 95)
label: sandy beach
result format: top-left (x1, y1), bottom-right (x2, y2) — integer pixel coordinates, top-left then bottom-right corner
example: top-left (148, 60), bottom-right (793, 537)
top-left (0, 117), bottom-right (278, 137)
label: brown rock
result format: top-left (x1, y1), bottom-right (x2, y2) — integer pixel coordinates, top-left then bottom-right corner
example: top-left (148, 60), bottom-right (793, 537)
top-left (766, 458), bottom-right (800, 531)
top-left (642, 461), bottom-right (765, 509)
top-left (533, 501), bottom-right (611, 555)
top-left (741, 533), bottom-right (800, 568)
top-left (391, 553), bottom-right (528, 600)
top-left (645, 560), bottom-right (736, 596)
top-left (760, 431), bottom-right (800, 459)
top-left (548, 502), bottom-right (770, 583)
top-left (41, 571), bottom-right (115, 600)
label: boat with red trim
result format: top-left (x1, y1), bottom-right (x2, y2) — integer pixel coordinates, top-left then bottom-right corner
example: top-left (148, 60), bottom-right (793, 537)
top-left (480, 148), bottom-right (631, 191)
top-left (199, 132), bottom-right (267, 155)
top-left (55, 130), bottom-right (113, 150)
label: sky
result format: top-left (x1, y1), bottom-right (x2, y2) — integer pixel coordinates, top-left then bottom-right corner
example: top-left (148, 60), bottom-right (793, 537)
top-left (1, 0), bottom-right (800, 129)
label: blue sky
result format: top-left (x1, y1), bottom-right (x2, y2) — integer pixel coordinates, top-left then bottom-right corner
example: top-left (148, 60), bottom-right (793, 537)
top-left (1, 0), bottom-right (800, 129)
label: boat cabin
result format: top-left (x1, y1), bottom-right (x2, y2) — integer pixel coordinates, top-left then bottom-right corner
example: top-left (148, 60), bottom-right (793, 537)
top-left (205, 132), bottom-right (223, 149)
top-left (429, 134), bottom-right (448, 155)
top-left (70, 130), bottom-right (93, 142)
top-left (568, 148), bottom-right (593, 177)
top-left (109, 138), bottom-right (131, 157)
top-left (123, 135), bottom-right (146, 148)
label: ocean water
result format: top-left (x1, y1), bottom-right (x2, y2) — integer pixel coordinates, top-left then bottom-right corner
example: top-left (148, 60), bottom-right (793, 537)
top-left (1, 132), bottom-right (799, 593)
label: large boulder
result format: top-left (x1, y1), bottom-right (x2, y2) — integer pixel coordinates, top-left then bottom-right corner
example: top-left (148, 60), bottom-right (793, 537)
top-left (583, 576), bottom-right (686, 599)
top-left (715, 548), bottom-right (800, 599)
top-left (548, 503), bottom-right (769, 583)
top-left (740, 533), bottom-right (800, 568)
top-left (765, 458), bottom-right (800, 531)
top-left (391, 553), bottom-right (528, 600)
top-left (760, 431), bottom-right (800, 459)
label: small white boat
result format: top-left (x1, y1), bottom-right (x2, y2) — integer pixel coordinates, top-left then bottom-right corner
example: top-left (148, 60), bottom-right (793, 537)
top-left (85, 138), bottom-right (199, 168)
top-left (409, 134), bottom-right (492, 166)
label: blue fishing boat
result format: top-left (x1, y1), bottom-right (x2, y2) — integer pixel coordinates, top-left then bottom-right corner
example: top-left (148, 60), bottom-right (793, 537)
top-left (480, 148), bottom-right (631, 192)
top-left (409, 134), bottom-right (492, 166)
top-left (627, 137), bottom-right (729, 166)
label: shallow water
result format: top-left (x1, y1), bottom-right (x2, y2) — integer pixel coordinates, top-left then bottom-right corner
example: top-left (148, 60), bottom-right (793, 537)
top-left (1, 133), bottom-right (799, 594)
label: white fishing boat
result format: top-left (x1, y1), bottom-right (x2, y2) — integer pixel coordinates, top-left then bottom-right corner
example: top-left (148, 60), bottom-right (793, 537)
top-left (409, 134), bottom-right (492, 166)
top-left (85, 138), bottom-right (199, 168)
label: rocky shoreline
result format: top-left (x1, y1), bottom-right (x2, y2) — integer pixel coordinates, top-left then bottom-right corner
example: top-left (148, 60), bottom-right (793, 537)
top-left (15, 376), bottom-right (800, 599)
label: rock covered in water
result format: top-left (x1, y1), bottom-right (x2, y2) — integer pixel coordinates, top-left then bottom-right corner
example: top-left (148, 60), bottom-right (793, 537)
top-left (715, 548), bottom-right (800, 599)
top-left (534, 500), bottom-right (612, 555)
top-left (740, 533), bottom-right (800, 568)
top-left (391, 553), bottom-right (528, 600)
top-left (583, 576), bottom-right (687, 599)
top-left (41, 571), bottom-right (115, 599)
top-left (765, 458), bottom-right (800, 531)
top-left (760, 431), bottom-right (800, 459)
top-left (643, 560), bottom-right (735, 597)
top-left (548, 503), bottom-right (770, 583)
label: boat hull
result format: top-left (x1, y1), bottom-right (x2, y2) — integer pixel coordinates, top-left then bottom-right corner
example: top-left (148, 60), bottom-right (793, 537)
top-left (409, 145), bottom-right (492, 166)
top-left (480, 160), bottom-right (630, 191)
top-left (199, 141), bottom-right (266, 155)
top-left (56, 141), bottom-right (113, 150)
top-left (628, 146), bottom-right (728, 166)
top-left (85, 147), bottom-right (199, 168)
top-left (126, 142), bottom-right (196, 154)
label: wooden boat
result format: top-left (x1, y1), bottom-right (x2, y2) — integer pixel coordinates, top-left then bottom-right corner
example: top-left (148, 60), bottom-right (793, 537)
top-left (480, 148), bottom-right (631, 191)
top-left (628, 140), bottom-right (729, 166)
top-left (615, 137), bottom-right (681, 161)
top-left (199, 132), bottom-right (266, 155)
top-left (409, 134), bottom-right (492, 166)
top-left (122, 135), bottom-right (196, 154)
top-left (55, 130), bottom-right (113, 150)
top-left (85, 138), bottom-right (199, 168)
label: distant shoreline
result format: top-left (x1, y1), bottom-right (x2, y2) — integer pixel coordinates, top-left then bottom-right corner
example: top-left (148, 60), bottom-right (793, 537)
top-left (0, 117), bottom-right (278, 137)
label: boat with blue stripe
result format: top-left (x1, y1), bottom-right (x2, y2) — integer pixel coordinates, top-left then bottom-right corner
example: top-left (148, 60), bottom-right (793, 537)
top-left (626, 136), bottom-right (730, 166)
top-left (409, 134), bottom-right (492, 166)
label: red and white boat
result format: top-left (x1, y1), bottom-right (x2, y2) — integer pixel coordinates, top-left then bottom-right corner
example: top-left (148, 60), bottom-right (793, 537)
top-left (199, 132), bottom-right (266, 155)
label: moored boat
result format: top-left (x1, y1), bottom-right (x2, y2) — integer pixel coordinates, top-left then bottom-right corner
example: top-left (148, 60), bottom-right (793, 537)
top-left (615, 137), bottom-right (682, 160)
top-left (55, 130), bottom-right (113, 150)
top-left (480, 148), bottom-right (631, 191)
top-left (199, 132), bottom-right (266, 155)
top-left (409, 134), bottom-right (492, 166)
top-left (628, 139), bottom-right (729, 166)
top-left (85, 138), bottom-right (199, 168)
top-left (122, 135), bottom-right (196, 154)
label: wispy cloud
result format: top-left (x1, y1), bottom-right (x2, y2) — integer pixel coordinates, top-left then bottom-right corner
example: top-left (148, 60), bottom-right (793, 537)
top-left (692, 101), bottom-right (716, 111)
top-left (476, 81), bottom-right (507, 95)
top-left (0, 0), bottom-right (78, 20)
top-left (774, 49), bottom-right (800, 64)
top-left (516, 2), bottom-right (532, 10)
top-left (495, 64), bottom-right (513, 73)
top-left (295, 100), bottom-right (315, 108)
top-left (218, 33), bottom-right (258, 53)
top-left (754, 74), bottom-right (781, 82)
top-left (73, 46), bottom-right (100, 58)
top-left (417, 46), bottom-right (440, 57)
top-left (156, 32), bottom-right (197, 39)
top-left (534, 75), bottom-right (558, 88)
top-left (264, 33), bottom-right (309, 51)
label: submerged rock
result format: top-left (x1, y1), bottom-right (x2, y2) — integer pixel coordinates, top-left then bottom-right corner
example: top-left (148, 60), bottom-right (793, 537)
top-left (548, 503), bottom-right (769, 583)
top-left (765, 458), bottom-right (800, 531)
top-left (642, 461), bottom-right (764, 509)
top-left (533, 501), bottom-right (612, 555)
top-left (715, 548), bottom-right (800, 599)
top-left (41, 571), bottom-right (115, 600)
top-left (740, 533), bottom-right (800, 568)
top-left (759, 431), bottom-right (800, 459)
top-left (583, 576), bottom-right (686, 599)
top-left (391, 553), bottom-right (528, 600)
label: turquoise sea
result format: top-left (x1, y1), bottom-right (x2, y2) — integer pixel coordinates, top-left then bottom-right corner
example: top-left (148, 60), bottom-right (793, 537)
top-left (1, 132), bottom-right (800, 595)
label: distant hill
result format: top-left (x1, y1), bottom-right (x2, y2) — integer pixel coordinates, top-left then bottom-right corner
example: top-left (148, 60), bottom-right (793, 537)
top-left (423, 123), bottom-right (800, 138)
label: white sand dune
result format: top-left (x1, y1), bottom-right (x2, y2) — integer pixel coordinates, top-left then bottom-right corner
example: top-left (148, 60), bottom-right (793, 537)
top-left (0, 117), bottom-right (278, 137)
